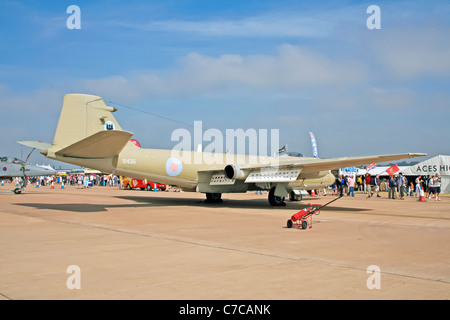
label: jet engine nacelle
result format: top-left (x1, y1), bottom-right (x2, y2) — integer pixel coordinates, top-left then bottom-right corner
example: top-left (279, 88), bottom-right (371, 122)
top-left (224, 164), bottom-right (247, 180)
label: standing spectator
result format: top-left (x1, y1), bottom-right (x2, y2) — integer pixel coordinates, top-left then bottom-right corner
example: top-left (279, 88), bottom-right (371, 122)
top-left (374, 174), bottom-right (381, 197)
top-left (83, 175), bottom-right (89, 189)
top-left (357, 175), bottom-right (363, 192)
top-left (388, 175), bottom-right (397, 199)
top-left (343, 176), bottom-right (349, 195)
top-left (409, 182), bottom-right (415, 196)
top-left (383, 178), bottom-right (388, 192)
top-left (398, 173), bottom-right (406, 200)
top-left (335, 175), bottom-right (343, 197)
top-left (347, 175), bottom-right (355, 197)
top-left (415, 176), bottom-right (423, 198)
top-left (427, 175), bottom-right (434, 199)
top-left (433, 173), bottom-right (441, 201)
top-left (365, 173), bottom-right (373, 198)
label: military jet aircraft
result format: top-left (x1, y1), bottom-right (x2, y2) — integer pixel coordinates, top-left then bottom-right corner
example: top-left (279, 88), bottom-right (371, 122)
top-left (18, 94), bottom-right (426, 206)
top-left (0, 156), bottom-right (56, 193)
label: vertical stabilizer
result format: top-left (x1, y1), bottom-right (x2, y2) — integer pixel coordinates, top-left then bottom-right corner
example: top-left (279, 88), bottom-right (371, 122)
top-left (52, 94), bottom-right (122, 148)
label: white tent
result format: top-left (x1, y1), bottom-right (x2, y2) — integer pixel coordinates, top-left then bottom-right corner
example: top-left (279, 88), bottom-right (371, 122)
top-left (400, 155), bottom-right (450, 193)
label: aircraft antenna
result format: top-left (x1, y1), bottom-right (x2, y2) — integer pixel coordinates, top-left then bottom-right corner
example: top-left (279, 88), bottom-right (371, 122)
top-left (106, 100), bottom-right (198, 129)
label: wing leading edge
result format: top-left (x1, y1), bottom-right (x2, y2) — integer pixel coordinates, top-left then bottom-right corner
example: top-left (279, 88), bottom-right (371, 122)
top-left (199, 152), bottom-right (427, 183)
top-left (289, 153), bottom-right (427, 173)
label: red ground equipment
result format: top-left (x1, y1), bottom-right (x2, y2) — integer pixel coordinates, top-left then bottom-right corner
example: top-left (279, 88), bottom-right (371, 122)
top-left (287, 196), bottom-right (342, 230)
top-left (123, 178), bottom-right (167, 191)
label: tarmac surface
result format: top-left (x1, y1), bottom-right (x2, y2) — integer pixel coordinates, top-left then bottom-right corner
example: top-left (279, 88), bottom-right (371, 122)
top-left (0, 183), bottom-right (449, 300)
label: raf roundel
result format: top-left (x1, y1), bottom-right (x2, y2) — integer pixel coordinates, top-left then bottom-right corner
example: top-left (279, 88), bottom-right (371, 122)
top-left (2, 167), bottom-right (6, 172)
top-left (166, 158), bottom-right (182, 176)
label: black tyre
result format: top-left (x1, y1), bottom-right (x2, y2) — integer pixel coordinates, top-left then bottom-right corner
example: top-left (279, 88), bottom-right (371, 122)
top-left (289, 191), bottom-right (302, 201)
top-left (287, 220), bottom-right (293, 228)
top-left (268, 187), bottom-right (285, 206)
top-left (301, 221), bottom-right (308, 230)
top-left (205, 193), bottom-right (222, 203)
top-left (207, 193), bottom-right (221, 200)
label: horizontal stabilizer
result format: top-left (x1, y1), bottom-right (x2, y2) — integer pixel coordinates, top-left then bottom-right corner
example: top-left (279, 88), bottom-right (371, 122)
top-left (56, 130), bottom-right (133, 158)
top-left (17, 141), bottom-right (53, 151)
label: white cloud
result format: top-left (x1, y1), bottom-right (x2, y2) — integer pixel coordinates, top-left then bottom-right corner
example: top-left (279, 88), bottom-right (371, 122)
top-left (371, 26), bottom-right (450, 79)
top-left (77, 44), bottom-right (368, 101)
top-left (115, 13), bottom-right (335, 38)
top-left (361, 87), bottom-right (417, 110)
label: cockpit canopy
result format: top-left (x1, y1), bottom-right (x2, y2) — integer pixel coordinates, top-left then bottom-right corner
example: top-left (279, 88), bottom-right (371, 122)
top-left (0, 156), bottom-right (26, 164)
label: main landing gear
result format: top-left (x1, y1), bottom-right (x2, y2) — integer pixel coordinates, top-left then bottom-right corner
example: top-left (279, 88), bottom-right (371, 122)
top-left (205, 192), bottom-right (223, 203)
top-left (268, 187), bottom-right (286, 207)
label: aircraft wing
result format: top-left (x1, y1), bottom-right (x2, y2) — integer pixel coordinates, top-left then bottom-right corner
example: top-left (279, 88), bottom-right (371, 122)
top-left (278, 153), bottom-right (427, 173)
top-left (199, 152), bottom-right (426, 184)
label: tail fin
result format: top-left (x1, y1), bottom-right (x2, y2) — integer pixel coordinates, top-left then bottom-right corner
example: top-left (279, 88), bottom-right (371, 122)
top-left (53, 93), bottom-right (123, 149)
top-left (18, 93), bottom-right (133, 159)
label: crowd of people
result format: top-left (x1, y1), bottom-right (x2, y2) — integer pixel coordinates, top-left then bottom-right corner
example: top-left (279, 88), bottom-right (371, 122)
top-left (331, 173), bottom-right (442, 200)
top-left (10, 174), bottom-right (124, 189)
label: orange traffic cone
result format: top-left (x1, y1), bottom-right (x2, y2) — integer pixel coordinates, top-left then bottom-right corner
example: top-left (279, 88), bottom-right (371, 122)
top-left (419, 187), bottom-right (426, 202)
top-left (310, 189), bottom-right (316, 197)
top-left (51, 181), bottom-right (55, 189)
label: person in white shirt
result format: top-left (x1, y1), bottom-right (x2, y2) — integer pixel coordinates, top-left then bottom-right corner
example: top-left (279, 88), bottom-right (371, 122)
top-left (433, 173), bottom-right (441, 201)
top-left (415, 176), bottom-right (423, 197)
top-left (398, 173), bottom-right (406, 200)
top-left (427, 175), bottom-right (434, 199)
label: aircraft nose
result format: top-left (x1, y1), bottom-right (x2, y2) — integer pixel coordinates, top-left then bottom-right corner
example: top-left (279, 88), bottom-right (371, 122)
top-left (30, 166), bottom-right (56, 176)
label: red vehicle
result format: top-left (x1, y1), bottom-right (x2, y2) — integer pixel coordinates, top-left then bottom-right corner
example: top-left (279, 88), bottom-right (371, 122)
top-left (123, 177), bottom-right (166, 191)
top-left (123, 140), bottom-right (167, 191)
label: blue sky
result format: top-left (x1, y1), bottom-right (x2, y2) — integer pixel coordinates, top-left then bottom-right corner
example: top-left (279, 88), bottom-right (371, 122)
top-left (1, 0), bottom-right (449, 166)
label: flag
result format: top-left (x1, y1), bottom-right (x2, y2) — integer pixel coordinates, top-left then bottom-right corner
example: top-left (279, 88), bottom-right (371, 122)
top-left (366, 163), bottom-right (376, 171)
top-left (309, 132), bottom-right (319, 158)
top-left (386, 164), bottom-right (400, 176)
top-left (277, 145), bottom-right (287, 155)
